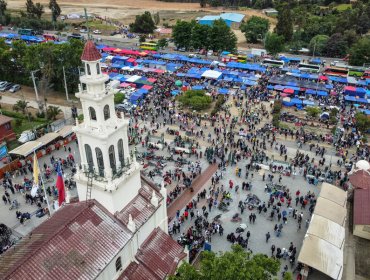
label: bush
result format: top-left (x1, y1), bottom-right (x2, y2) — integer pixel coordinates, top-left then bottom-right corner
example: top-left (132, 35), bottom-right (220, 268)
top-left (15, 119), bottom-right (23, 127)
top-left (1, 110), bottom-right (27, 120)
top-left (114, 93), bottom-right (125, 104)
top-left (272, 100), bottom-right (282, 114)
top-left (177, 90), bottom-right (212, 111)
top-left (211, 95), bottom-right (225, 116)
top-left (306, 106), bottom-right (321, 118)
top-left (36, 111), bottom-right (45, 118)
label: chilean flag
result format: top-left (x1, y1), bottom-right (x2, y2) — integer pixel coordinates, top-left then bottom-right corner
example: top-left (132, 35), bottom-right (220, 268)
top-left (56, 163), bottom-right (66, 206)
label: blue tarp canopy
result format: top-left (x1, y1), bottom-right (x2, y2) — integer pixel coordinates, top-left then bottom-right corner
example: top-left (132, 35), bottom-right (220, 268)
top-left (274, 85), bottom-right (285, 91)
top-left (310, 58), bottom-right (321, 64)
top-left (226, 62), bottom-right (266, 72)
top-left (96, 44), bottom-right (106, 50)
top-left (136, 88), bottom-right (149, 95)
top-left (344, 96), bottom-right (357, 102)
top-left (223, 76), bottom-right (234, 82)
top-left (243, 80), bottom-right (257, 86)
top-left (306, 89), bottom-right (317, 95)
top-left (361, 109), bottom-right (370, 115)
top-left (176, 73), bottom-right (186, 77)
top-left (109, 73), bottom-right (118, 78)
top-left (317, 91), bottom-right (328, 97)
top-left (111, 74), bottom-right (124, 80)
top-left (171, 90), bottom-right (180, 96)
top-left (325, 84), bottom-right (333, 89)
top-left (218, 88), bottom-right (229, 94)
top-left (303, 100), bottom-right (315, 106)
top-left (291, 98), bottom-right (302, 105)
top-left (267, 85), bottom-right (274, 90)
top-left (355, 98), bottom-right (368, 104)
top-left (192, 85), bottom-right (204, 90)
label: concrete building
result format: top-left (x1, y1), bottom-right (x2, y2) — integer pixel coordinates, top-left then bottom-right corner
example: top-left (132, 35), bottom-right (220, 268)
top-left (0, 115), bottom-right (16, 142)
top-left (198, 13), bottom-right (245, 28)
top-left (0, 41), bottom-right (186, 280)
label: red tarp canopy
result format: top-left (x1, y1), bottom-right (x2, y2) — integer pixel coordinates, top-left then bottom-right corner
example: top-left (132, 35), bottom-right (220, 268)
top-left (147, 78), bottom-right (157, 83)
top-left (142, 85), bottom-right (153, 90)
top-left (102, 47), bottom-right (116, 52)
top-left (120, 82), bottom-right (131, 87)
top-left (127, 58), bottom-right (136, 63)
top-left (283, 88), bottom-right (294, 94)
top-left (344, 86), bottom-right (356, 92)
top-left (319, 75), bottom-right (328, 81)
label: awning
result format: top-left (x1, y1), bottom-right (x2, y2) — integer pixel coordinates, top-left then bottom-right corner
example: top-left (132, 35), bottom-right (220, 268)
top-left (57, 125), bottom-right (74, 138)
top-left (201, 70), bottom-right (222, 79)
top-left (9, 141), bottom-right (43, 157)
top-left (314, 197), bottom-right (347, 226)
top-left (298, 234), bottom-right (343, 280)
top-left (319, 183), bottom-right (347, 207)
top-left (37, 132), bottom-right (60, 146)
top-left (283, 88), bottom-right (294, 94)
top-left (218, 88), bottom-right (229, 95)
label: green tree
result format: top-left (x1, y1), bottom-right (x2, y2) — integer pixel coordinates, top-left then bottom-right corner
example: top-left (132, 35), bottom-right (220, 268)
top-left (209, 19), bottom-right (237, 52)
top-left (355, 112), bottom-right (370, 133)
top-left (265, 32), bottom-right (284, 56)
top-left (200, 0), bottom-right (207, 8)
top-left (191, 24), bottom-right (211, 50)
top-left (349, 36), bottom-right (370, 66)
top-left (13, 100), bottom-right (29, 114)
top-left (114, 92), bottom-right (125, 104)
top-left (157, 38), bottom-right (168, 49)
top-left (129, 11), bottom-right (156, 34)
top-left (309, 35), bottom-right (329, 57)
top-left (324, 33), bottom-right (347, 58)
top-left (139, 34), bottom-right (146, 43)
top-left (153, 12), bottom-right (160, 25)
top-left (0, 0), bottom-right (6, 24)
top-left (283, 272), bottom-right (293, 280)
top-left (46, 105), bottom-right (62, 120)
top-left (177, 90), bottom-right (212, 111)
top-left (172, 20), bottom-right (193, 50)
top-left (240, 16), bottom-right (270, 44)
top-left (306, 106), bottom-right (321, 118)
top-left (26, 0), bottom-right (44, 19)
top-left (169, 245), bottom-right (280, 280)
top-left (276, 3), bottom-right (293, 41)
top-left (49, 0), bottom-right (61, 23)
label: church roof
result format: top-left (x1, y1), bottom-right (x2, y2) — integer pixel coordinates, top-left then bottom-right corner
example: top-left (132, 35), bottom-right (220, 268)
top-left (81, 40), bottom-right (102, 61)
top-left (349, 169), bottom-right (370, 190)
top-left (0, 201), bottom-right (132, 280)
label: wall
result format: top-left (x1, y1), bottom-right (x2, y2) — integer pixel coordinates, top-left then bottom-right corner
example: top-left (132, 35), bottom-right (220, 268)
top-left (354, 224), bottom-right (370, 240)
top-left (0, 122), bottom-right (16, 142)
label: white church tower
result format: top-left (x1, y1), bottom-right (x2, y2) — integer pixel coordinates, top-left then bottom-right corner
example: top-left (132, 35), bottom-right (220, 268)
top-left (73, 41), bottom-right (142, 214)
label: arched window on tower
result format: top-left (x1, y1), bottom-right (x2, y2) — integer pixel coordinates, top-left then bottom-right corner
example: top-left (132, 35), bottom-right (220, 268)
top-left (89, 107), bottom-right (97, 121)
top-left (115, 257), bottom-right (122, 272)
top-left (87, 64), bottom-right (91, 75)
top-left (118, 139), bottom-right (124, 167)
top-left (103, 105), bottom-right (110, 120)
top-left (85, 144), bottom-right (94, 172)
top-left (95, 148), bottom-right (104, 177)
top-left (109, 145), bottom-right (116, 175)
top-left (96, 63), bottom-right (101, 75)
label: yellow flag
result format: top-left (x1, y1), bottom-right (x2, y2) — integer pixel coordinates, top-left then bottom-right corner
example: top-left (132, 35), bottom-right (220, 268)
top-left (33, 153), bottom-right (39, 186)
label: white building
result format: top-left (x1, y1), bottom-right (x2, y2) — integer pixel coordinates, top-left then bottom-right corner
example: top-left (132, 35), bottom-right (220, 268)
top-left (0, 41), bottom-right (186, 280)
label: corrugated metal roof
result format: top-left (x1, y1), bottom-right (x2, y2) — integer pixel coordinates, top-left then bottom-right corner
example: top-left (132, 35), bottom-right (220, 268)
top-left (354, 189), bottom-right (370, 225)
top-left (220, 13), bottom-right (245, 22)
top-left (118, 262), bottom-right (160, 280)
top-left (135, 228), bottom-right (187, 279)
top-left (0, 201), bottom-right (133, 280)
top-left (349, 170), bottom-right (370, 190)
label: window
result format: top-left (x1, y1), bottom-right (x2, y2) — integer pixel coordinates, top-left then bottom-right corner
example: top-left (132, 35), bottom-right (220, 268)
top-left (4, 123), bottom-right (11, 130)
top-left (87, 64), bottom-right (91, 75)
top-left (89, 107), bottom-right (96, 121)
top-left (95, 148), bottom-right (104, 177)
top-left (103, 105), bottom-right (110, 120)
top-left (85, 144), bottom-right (94, 172)
top-left (96, 63), bottom-right (101, 75)
top-left (109, 145), bottom-right (116, 175)
top-left (118, 139), bottom-right (124, 167)
top-left (115, 257), bottom-right (122, 272)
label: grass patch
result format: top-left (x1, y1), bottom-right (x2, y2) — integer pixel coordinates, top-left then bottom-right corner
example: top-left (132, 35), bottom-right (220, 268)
top-left (11, 120), bottom-right (47, 136)
top-left (335, 4), bottom-right (352, 11)
top-left (85, 20), bottom-right (117, 31)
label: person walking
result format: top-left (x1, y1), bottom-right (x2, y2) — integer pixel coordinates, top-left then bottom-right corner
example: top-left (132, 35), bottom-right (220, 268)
top-left (271, 244), bottom-right (275, 256)
top-left (265, 232), bottom-right (271, 242)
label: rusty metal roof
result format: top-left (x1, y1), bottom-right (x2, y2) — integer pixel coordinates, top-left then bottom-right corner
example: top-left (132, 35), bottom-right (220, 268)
top-left (135, 228), bottom-right (187, 279)
top-left (0, 201), bottom-right (132, 280)
top-left (118, 262), bottom-right (160, 280)
top-left (354, 189), bottom-right (370, 225)
top-left (349, 170), bottom-right (370, 190)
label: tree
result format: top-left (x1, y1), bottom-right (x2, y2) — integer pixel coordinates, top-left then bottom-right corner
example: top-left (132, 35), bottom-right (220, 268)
top-left (138, 34), bottom-right (146, 43)
top-left (355, 112), bottom-right (370, 133)
top-left (349, 37), bottom-right (370, 66)
top-left (240, 16), bottom-right (270, 44)
top-left (0, 224), bottom-right (12, 249)
top-left (114, 92), bottom-right (125, 104)
top-left (153, 12), bottom-right (160, 25)
top-left (200, 0), bottom-right (207, 8)
top-left (283, 272), bottom-right (293, 280)
top-left (306, 106), bottom-right (321, 118)
top-left (172, 20), bottom-right (193, 50)
top-left (0, 0), bottom-right (7, 24)
top-left (209, 19), bottom-right (237, 52)
top-left (276, 3), bottom-right (293, 41)
top-left (169, 245), bottom-right (280, 280)
top-left (191, 24), bottom-right (211, 50)
top-left (324, 33), bottom-right (347, 58)
top-left (49, 0), bottom-right (61, 23)
top-left (26, 0), bottom-right (35, 17)
top-left (309, 35), bottom-right (329, 57)
top-left (157, 38), bottom-right (168, 49)
top-left (177, 90), bottom-right (212, 111)
top-left (264, 32), bottom-right (284, 56)
top-left (129, 11), bottom-right (156, 34)
top-left (13, 100), bottom-right (29, 114)
top-left (26, 0), bottom-right (44, 19)
top-left (47, 105), bottom-right (62, 120)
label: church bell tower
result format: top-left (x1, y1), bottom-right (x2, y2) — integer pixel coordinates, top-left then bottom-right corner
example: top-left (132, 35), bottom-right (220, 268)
top-left (73, 41), bottom-right (142, 214)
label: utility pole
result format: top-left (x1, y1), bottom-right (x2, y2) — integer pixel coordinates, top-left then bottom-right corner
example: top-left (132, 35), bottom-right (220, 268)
top-left (62, 66), bottom-right (69, 101)
top-left (31, 70), bottom-right (40, 101)
top-left (84, 8), bottom-right (91, 40)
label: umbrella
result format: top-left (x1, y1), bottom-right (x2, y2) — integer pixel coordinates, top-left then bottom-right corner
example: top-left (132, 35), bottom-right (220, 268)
top-left (239, 223), bottom-right (248, 229)
top-left (280, 93), bottom-right (289, 97)
top-left (175, 80), bottom-right (182, 87)
top-left (283, 88), bottom-right (295, 94)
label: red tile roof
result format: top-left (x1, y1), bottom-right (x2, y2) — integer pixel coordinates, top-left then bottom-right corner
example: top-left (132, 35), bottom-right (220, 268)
top-left (354, 189), bottom-right (370, 225)
top-left (81, 40), bottom-right (102, 61)
top-left (118, 262), bottom-right (160, 280)
top-left (135, 228), bottom-right (187, 279)
top-left (0, 201), bottom-right (132, 280)
top-left (0, 115), bottom-right (13, 126)
top-left (349, 170), bottom-right (370, 190)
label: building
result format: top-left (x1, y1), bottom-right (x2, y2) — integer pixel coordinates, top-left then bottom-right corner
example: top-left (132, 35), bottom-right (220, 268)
top-left (349, 160), bottom-right (370, 240)
top-left (263, 8), bottom-right (278, 16)
top-left (154, 28), bottom-right (172, 38)
top-left (198, 13), bottom-right (245, 28)
top-left (0, 41), bottom-right (186, 280)
top-left (0, 115), bottom-right (16, 142)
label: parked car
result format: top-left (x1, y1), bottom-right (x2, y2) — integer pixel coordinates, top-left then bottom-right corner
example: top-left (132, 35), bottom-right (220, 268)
top-left (80, 29), bottom-right (88, 33)
top-left (9, 84), bottom-right (21, 93)
top-left (93, 30), bottom-right (101, 34)
top-left (0, 82), bottom-right (13, 92)
top-left (0, 81), bottom-right (7, 87)
top-left (18, 130), bottom-right (36, 143)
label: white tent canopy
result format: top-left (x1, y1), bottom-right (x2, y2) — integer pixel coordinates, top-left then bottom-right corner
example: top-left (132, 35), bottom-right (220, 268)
top-left (320, 182), bottom-right (347, 207)
top-left (126, 75), bottom-right (141, 83)
top-left (9, 141), bottom-right (43, 157)
top-left (201, 70), bottom-right (222, 79)
top-left (298, 234), bottom-right (343, 280)
top-left (314, 197), bottom-right (347, 226)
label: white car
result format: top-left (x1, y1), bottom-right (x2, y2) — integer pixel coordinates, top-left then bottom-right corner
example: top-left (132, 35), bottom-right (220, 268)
top-left (93, 30), bottom-right (101, 34)
top-left (80, 29), bottom-right (88, 33)
top-left (18, 130), bottom-right (36, 143)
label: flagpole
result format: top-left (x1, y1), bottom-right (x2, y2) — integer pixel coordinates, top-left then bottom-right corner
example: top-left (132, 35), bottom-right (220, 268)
top-left (34, 151), bottom-right (52, 217)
